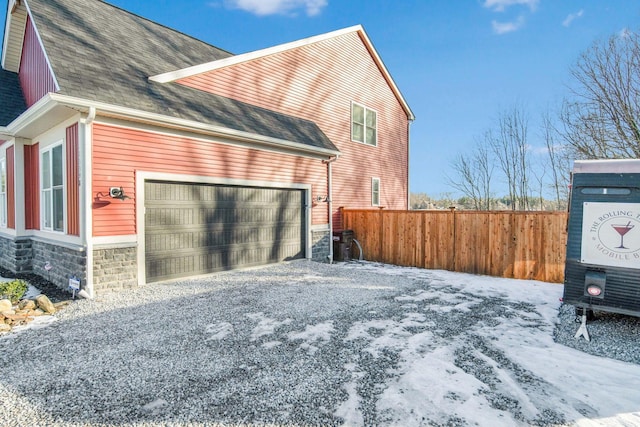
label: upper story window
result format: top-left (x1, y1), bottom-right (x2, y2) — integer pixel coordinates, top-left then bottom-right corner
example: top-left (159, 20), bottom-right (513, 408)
top-left (0, 158), bottom-right (6, 227)
top-left (352, 102), bottom-right (377, 146)
top-left (41, 143), bottom-right (65, 232)
top-left (372, 177), bottom-right (380, 206)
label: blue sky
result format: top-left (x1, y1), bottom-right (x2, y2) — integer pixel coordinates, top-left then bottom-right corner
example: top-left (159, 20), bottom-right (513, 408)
top-left (2, 0), bottom-right (638, 196)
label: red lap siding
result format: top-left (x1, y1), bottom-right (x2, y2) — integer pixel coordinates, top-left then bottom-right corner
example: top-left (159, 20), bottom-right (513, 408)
top-left (92, 124), bottom-right (327, 237)
top-left (177, 32), bottom-right (409, 229)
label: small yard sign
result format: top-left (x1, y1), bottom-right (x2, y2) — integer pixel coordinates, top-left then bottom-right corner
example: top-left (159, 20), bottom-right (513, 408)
top-left (69, 277), bottom-right (81, 291)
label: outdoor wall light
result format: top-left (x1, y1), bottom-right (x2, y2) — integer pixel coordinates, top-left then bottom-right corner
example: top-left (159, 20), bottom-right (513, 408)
top-left (109, 187), bottom-right (130, 200)
top-left (316, 195), bottom-right (329, 203)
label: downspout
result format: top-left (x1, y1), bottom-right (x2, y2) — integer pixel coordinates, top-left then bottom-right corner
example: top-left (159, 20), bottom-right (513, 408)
top-left (79, 106), bottom-right (96, 298)
top-left (323, 156), bottom-right (338, 264)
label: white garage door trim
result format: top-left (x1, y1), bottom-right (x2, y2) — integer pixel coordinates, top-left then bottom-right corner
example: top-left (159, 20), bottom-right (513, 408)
top-left (136, 171), bottom-right (312, 285)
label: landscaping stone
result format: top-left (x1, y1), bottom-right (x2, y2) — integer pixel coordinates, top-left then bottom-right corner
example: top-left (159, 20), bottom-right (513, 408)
top-left (0, 299), bottom-right (11, 312)
top-left (35, 295), bottom-right (56, 314)
top-left (18, 299), bottom-right (36, 310)
top-left (0, 293), bottom-right (67, 333)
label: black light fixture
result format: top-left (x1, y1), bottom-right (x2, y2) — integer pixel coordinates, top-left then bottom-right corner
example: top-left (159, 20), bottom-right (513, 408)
top-left (109, 187), bottom-right (130, 200)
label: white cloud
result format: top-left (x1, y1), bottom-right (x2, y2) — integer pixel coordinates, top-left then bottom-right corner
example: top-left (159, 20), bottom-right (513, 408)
top-left (222, 0), bottom-right (327, 16)
top-left (483, 0), bottom-right (539, 12)
top-left (492, 15), bottom-right (525, 34)
top-left (619, 28), bottom-right (633, 39)
top-left (562, 9), bottom-right (584, 27)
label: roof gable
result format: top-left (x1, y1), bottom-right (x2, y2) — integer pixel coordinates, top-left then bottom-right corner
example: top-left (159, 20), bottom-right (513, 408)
top-left (150, 25), bottom-right (415, 121)
top-left (2, 0), bottom-right (338, 155)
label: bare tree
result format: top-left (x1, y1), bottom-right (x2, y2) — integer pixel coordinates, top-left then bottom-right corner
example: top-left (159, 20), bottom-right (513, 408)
top-left (561, 31), bottom-right (640, 158)
top-left (541, 111), bottom-right (571, 209)
top-left (476, 140), bottom-right (494, 210)
top-left (446, 137), bottom-right (494, 210)
top-left (489, 106), bottom-right (531, 210)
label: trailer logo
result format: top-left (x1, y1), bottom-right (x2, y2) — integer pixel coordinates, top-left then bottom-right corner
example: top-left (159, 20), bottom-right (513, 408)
top-left (582, 202), bottom-right (640, 269)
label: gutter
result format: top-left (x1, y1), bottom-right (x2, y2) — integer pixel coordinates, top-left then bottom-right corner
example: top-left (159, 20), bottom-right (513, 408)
top-left (48, 94), bottom-right (341, 160)
top-left (4, 93), bottom-right (340, 160)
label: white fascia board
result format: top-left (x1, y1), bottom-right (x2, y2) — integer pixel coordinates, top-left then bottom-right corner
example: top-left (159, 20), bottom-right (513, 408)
top-left (149, 24), bottom-right (414, 121)
top-left (47, 94), bottom-right (340, 159)
top-left (5, 92), bottom-right (59, 134)
top-left (5, 93), bottom-right (340, 159)
top-left (150, 25), bottom-right (363, 83)
top-left (356, 29), bottom-right (415, 121)
top-left (0, 127), bottom-right (12, 139)
top-left (1, 1), bottom-right (12, 67)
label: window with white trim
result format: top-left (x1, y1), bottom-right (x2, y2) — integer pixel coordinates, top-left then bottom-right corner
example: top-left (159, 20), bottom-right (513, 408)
top-left (351, 102), bottom-right (377, 146)
top-left (372, 177), bottom-right (380, 206)
top-left (0, 158), bottom-right (6, 227)
top-left (41, 143), bottom-right (65, 232)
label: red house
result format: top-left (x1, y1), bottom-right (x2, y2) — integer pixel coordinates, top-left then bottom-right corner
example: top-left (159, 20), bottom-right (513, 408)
top-left (0, 0), bottom-right (414, 295)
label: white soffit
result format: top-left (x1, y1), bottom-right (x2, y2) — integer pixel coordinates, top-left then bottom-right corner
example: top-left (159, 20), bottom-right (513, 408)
top-left (2, 0), bottom-right (28, 71)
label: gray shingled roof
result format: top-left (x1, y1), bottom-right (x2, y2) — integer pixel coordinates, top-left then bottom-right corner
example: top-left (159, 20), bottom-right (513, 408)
top-left (0, 69), bottom-right (26, 126)
top-left (21, 0), bottom-right (338, 153)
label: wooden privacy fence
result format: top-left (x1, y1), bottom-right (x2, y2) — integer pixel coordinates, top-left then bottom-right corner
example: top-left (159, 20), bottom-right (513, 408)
top-left (341, 208), bottom-right (569, 283)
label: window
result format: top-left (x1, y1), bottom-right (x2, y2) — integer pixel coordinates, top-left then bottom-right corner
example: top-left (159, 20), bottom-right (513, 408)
top-left (0, 158), bottom-right (6, 227)
top-left (41, 144), bottom-right (64, 232)
top-left (580, 187), bottom-right (632, 195)
top-left (372, 177), bottom-right (380, 206)
top-left (352, 102), bottom-right (377, 146)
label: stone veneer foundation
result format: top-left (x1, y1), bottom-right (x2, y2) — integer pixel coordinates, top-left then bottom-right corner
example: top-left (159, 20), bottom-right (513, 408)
top-left (0, 228), bottom-right (332, 294)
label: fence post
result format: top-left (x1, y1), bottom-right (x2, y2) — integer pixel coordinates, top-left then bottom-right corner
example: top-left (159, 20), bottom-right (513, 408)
top-left (379, 208), bottom-right (384, 262)
top-left (449, 206), bottom-right (457, 271)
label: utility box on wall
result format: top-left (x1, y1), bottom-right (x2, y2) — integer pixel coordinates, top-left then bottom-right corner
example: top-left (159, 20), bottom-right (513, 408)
top-left (333, 230), bottom-right (354, 262)
top-left (563, 159), bottom-right (640, 317)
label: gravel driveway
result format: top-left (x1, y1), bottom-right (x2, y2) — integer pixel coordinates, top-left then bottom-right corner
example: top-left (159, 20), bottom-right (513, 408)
top-left (1, 260), bottom-right (639, 427)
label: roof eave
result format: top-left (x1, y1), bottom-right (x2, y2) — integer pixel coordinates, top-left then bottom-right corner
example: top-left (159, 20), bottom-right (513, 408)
top-left (39, 94), bottom-right (340, 159)
top-left (0, 127), bottom-right (12, 139)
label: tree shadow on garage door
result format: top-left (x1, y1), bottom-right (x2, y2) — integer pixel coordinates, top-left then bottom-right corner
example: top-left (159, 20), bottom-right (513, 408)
top-left (197, 184), bottom-right (305, 273)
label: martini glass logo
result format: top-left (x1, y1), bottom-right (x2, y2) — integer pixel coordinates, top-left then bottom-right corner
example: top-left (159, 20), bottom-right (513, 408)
top-left (612, 221), bottom-right (634, 249)
top-left (595, 215), bottom-right (640, 254)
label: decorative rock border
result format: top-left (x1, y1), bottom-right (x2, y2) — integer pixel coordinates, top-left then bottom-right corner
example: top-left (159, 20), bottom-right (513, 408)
top-left (0, 295), bottom-right (69, 333)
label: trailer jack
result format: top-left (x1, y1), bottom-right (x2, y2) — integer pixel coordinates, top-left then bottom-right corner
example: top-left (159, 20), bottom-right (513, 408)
top-left (574, 311), bottom-right (590, 342)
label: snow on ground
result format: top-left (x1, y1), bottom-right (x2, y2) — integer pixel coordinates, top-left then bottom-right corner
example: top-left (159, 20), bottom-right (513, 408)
top-left (1, 260), bottom-right (640, 426)
top-left (352, 266), bottom-right (640, 427)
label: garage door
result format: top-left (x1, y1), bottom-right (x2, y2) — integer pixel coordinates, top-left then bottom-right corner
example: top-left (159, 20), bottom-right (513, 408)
top-left (144, 181), bottom-right (305, 283)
